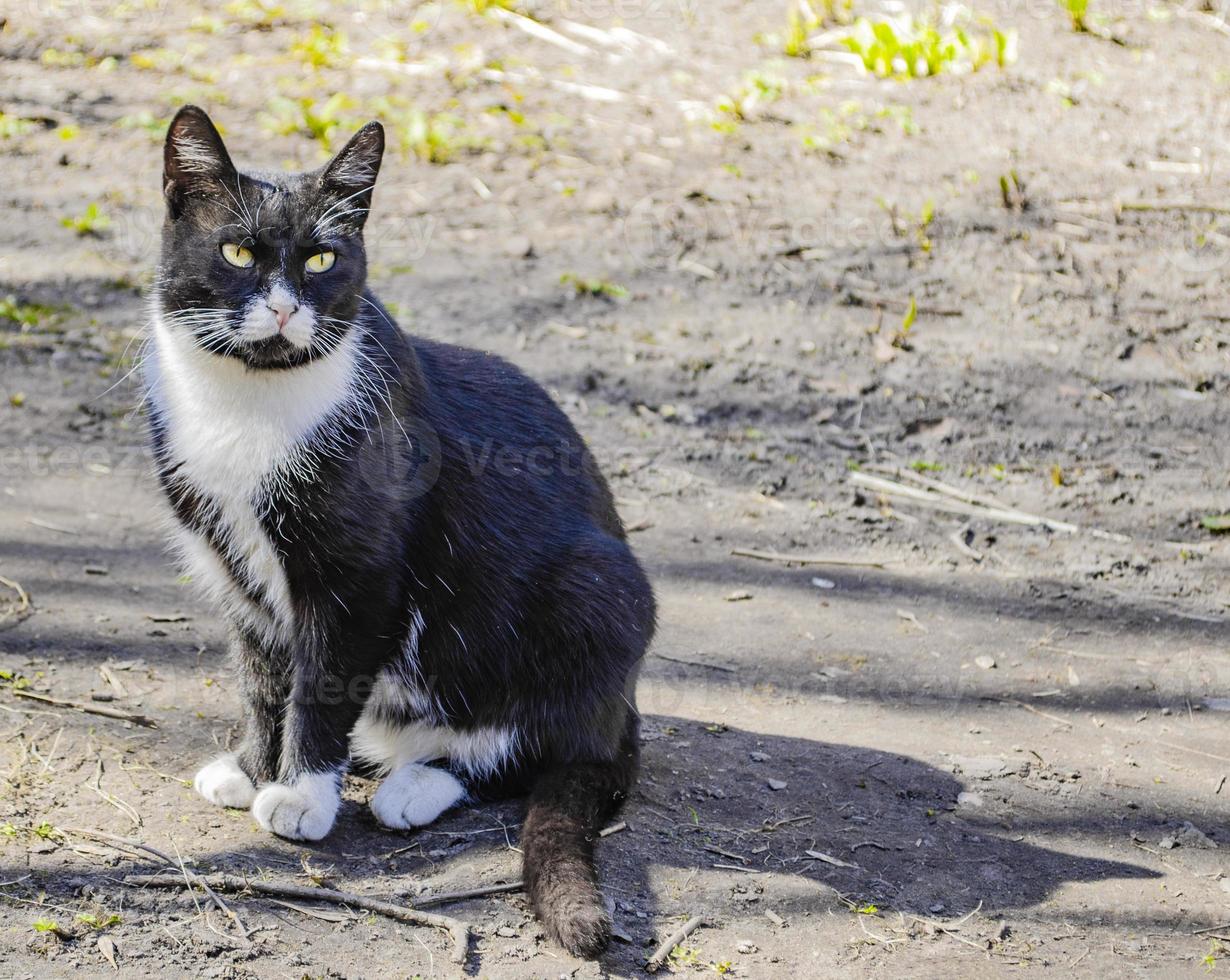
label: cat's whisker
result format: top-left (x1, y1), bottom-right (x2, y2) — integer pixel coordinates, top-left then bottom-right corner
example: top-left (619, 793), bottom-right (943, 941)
top-left (313, 183), bottom-right (375, 237)
top-left (314, 208), bottom-right (369, 238)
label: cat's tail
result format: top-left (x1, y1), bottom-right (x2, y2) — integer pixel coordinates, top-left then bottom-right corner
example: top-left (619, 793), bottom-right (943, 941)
top-left (521, 723), bottom-right (638, 957)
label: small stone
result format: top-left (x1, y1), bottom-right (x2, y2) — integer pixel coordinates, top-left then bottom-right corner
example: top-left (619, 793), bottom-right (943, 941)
top-left (749, 751), bottom-right (770, 762)
top-left (941, 754), bottom-right (1021, 780)
top-left (496, 926), bottom-right (518, 938)
top-left (766, 778), bottom-right (787, 791)
top-left (725, 590), bottom-right (753, 602)
top-left (810, 577), bottom-right (836, 590)
top-left (736, 940), bottom-right (757, 954)
top-left (974, 655), bottom-right (996, 670)
top-left (582, 189), bottom-right (617, 213)
top-left (1173, 821), bottom-right (1218, 849)
top-left (956, 791), bottom-right (983, 808)
top-left (502, 235), bottom-right (534, 259)
top-left (929, 902), bottom-right (946, 914)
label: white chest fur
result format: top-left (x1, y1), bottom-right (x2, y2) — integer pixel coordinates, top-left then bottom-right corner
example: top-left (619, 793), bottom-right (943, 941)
top-left (147, 315), bottom-right (361, 644)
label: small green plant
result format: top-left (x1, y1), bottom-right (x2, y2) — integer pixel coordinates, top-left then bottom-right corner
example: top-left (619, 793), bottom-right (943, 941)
top-left (0, 295), bottom-right (54, 328)
top-left (843, 8), bottom-right (1016, 79)
top-left (0, 668), bottom-right (30, 689)
top-left (32, 918), bottom-right (68, 936)
top-left (460, 0), bottom-right (519, 14)
top-left (60, 203), bottom-right (111, 237)
top-left (715, 69), bottom-right (788, 124)
top-left (261, 93), bottom-right (356, 149)
top-left (118, 110), bottom-right (172, 139)
top-left (910, 459), bottom-right (943, 473)
top-left (1205, 940), bottom-right (1224, 972)
top-left (76, 912), bottom-right (121, 930)
top-left (289, 24), bottom-right (348, 69)
top-left (781, 0), bottom-right (854, 57)
top-left (388, 109), bottom-right (474, 163)
top-left (0, 113), bottom-right (37, 140)
top-left (799, 101), bottom-right (917, 154)
top-left (857, 903), bottom-right (880, 915)
top-left (223, 0), bottom-right (298, 28)
top-left (40, 46), bottom-right (98, 69)
top-left (560, 273), bottom-right (627, 299)
top-left (668, 944), bottom-right (702, 968)
top-left (880, 199), bottom-right (937, 252)
top-left (1058, 0), bottom-right (1090, 32)
top-left (1201, 515), bottom-right (1230, 533)
top-left (1000, 170), bottom-right (1026, 211)
top-left (784, 3), bottom-right (820, 58)
top-left (916, 199), bottom-right (936, 251)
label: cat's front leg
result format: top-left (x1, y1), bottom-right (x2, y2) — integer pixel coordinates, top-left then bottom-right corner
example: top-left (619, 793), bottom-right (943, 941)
top-left (250, 653), bottom-right (369, 841)
top-left (196, 628), bottom-right (287, 810)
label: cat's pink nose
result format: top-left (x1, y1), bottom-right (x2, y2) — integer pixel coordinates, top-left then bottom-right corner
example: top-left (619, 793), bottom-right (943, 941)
top-left (267, 299), bottom-right (298, 329)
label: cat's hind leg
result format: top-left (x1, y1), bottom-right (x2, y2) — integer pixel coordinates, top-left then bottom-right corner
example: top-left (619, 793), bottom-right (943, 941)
top-left (370, 763), bottom-right (466, 829)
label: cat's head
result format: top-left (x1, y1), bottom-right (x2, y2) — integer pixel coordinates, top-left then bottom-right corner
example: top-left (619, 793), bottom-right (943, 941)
top-left (156, 105), bottom-right (384, 370)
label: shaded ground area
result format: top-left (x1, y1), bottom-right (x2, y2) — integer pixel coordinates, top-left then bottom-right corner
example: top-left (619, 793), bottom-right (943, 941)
top-left (2, 0), bottom-right (1229, 976)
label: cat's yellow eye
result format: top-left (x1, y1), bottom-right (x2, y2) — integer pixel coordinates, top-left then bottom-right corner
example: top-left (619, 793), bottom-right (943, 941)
top-left (305, 251), bottom-right (336, 274)
top-left (220, 243), bottom-right (254, 269)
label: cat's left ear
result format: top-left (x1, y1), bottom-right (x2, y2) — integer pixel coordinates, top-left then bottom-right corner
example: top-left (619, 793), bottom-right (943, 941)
top-left (319, 121), bottom-right (384, 229)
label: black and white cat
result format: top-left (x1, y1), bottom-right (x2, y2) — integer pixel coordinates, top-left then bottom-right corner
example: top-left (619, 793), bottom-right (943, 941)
top-left (145, 105), bottom-right (655, 956)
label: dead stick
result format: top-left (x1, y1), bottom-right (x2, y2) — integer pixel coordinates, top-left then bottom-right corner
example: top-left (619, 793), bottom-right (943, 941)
top-left (125, 872), bottom-right (471, 964)
top-left (850, 471), bottom-right (1082, 535)
top-left (987, 697), bottom-right (1073, 729)
top-left (12, 689), bottom-right (157, 728)
top-left (652, 651), bottom-right (737, 673)
top-left (731, 548), bottom-right (889, 569)
top-left (868, 465), bottom-right (1129, 543)
top-left (865, 463), bottom-right (1036, 515)
top-left (412, 880), bottom-right (523, 908)
top-left (64, 828), bottom-right (245, 937)
top-left (1155, 740), bottom-right (1230, 766)
top-left (0, 575), bottom-right (31, 624)
top-left (646, 914), bottom-right (704, 973)
top-left (1119, 200), bottom-right (1230, 215)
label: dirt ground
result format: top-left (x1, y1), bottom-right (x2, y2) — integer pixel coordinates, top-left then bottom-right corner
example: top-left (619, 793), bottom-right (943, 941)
top-left (2, 0), bottom-right (1229, 976)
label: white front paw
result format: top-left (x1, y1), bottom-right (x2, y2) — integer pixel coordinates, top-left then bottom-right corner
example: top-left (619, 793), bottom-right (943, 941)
top-left (194, 754), bottom-right (257, 809)
top-left (251, 772), bottom-right (340, 841)
top-left (371, 763), bottom-right (465, 830)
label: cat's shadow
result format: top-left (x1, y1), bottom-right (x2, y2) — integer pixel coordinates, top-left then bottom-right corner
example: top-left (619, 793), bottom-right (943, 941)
top-left (309, 714), bottom-right (1159, 971)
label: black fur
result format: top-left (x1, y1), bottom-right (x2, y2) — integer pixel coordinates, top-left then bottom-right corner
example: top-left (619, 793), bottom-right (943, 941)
top-left (149, 106), bottom-right (655, 956)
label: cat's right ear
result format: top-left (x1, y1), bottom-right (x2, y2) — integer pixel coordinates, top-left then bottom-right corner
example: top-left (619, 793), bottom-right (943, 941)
top-left (163, 106), bottom-right (237, 217)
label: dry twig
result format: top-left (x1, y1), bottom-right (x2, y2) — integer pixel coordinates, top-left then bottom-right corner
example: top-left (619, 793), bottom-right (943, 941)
top-left (412, 880), bottom-right (523, 909)
top-left (731, 548), bottom-right (889, 569)
top-left (125, 872), bottom-right (471, 964)
top-left (645, 914), bottom-right (705, 972)
top-left (0, 575), bottom-right (31, 626)
top-left (852, 470), bottom-right (1083, 535)
top-left (10, 689), bottom-right (156, 728)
